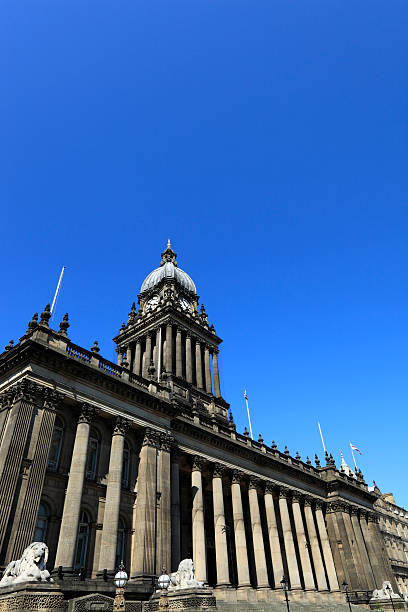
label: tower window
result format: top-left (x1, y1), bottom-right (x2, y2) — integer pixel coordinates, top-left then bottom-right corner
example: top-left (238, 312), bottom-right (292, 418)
top-left (86, 428), bottom-right (100, 480)
top-left (34, 503), bottom-right (49, 542)
top-left (74, 510), bottom-right (90, 569)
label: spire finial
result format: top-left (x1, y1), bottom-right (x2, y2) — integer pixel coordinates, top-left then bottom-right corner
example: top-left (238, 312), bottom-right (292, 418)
top-left (160, 240), bottom-right (178, 267)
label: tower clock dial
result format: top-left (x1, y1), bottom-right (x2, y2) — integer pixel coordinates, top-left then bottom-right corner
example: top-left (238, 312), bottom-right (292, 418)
top-left (178, 297), bottom-right (190, 311)
top-left (145, 295), bottom-right (159, 312)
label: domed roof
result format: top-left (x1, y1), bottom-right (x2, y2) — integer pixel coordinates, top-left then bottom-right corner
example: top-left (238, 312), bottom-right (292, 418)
top-left (140, 241), bottom-right (197, 295)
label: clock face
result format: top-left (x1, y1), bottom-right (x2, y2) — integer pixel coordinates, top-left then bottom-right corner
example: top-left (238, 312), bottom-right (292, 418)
top-left (178, 297), bottom-right (190, 311)
top-left (145, 295), bottom-right (159, 312)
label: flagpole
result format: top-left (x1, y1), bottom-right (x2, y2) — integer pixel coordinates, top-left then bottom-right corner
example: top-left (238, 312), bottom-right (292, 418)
top-left (349, 441), bottom-right (358, 470)
top-left (50, 266), bottom-right (66, 323)
top-left (244, 390), bottom-right (253, 439)
top-left (318, 422), bottom-right (326, 454)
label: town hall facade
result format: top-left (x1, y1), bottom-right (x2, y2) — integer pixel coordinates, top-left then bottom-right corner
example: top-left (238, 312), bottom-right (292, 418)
top-left (0, 242), bottom-right (407, 607)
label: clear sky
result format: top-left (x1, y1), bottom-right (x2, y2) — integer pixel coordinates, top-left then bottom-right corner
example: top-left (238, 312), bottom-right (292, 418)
top-left (1, 2), bottom-right (407, 506)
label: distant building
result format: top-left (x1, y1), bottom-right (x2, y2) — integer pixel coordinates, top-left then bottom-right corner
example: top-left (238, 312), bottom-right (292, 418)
top-left (0, 242), bottom-right (404, 605)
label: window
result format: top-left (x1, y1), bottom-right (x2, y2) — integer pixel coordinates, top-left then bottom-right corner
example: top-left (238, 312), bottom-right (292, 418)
top-left (34, 503), bottom-right (49, 542)
top-left (48, 417), bottom-right (64, 471)
top-left (115, 518), bottom-right (125, 570)
top-left (122, 441), bottom-right (130, 488)
top-left (74, 510), bottom-right (90, 569)
top-left (86, 428), bottom-right (99, 480)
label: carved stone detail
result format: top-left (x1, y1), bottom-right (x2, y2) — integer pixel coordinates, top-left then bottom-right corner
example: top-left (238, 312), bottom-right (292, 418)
top-left (192, 456), bottom-right (205, 472)
top-left (279, 486), bottom-right (291, 499)
top-left (248, 476), bottom-right (260, 490)
top-left (142, 427), bottom-right (161, 448)
top-left (292, 490), bottom-right (303, 502)
top-left (315, 499), bottom-right (324, 511)
top-left (212, 464), bottom-right (227, 478)
top-left (78, 403), bottom-right (99, 425)
top-left (112, 416), bottom-right (131, 436)
top-left (231, 469), bottom-right (243, 484)
top-left (42, 388), bottom-right (64, 411)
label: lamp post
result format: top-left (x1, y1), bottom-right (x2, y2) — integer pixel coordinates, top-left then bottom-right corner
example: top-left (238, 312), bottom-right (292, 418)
top-left (113, 562), bottom-right (128, 612)
top-left (280, 576), bottom-right (290, 612)
top-left (385, 583), bottom-right (396, 612)
top-left (342, 581), bottom-right (352, 612)
top-left (158, 568), bottom-right (171, 611)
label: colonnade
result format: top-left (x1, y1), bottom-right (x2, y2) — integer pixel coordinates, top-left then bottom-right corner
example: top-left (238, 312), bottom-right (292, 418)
top-left (188, 458), bottom-right (340, 592)
top-left (50, 412), bottom-right (394, 594)
top-left (118, 325), bottom-right (221, 396)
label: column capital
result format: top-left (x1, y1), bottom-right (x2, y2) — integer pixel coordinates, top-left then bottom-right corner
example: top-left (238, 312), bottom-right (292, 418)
top-left (146, 331), bottom-right (152, 339)
top-left (112, 416), bottom-right (131, 436)
top-left (176, 327), bottom-right (182, 335)
top-left (213, 347), bottom-right (219, 355)
top-left (367, 512), bottom-right (379, 524)
top-left (265, 481), bottom-right (276, 495)
top-left (136, 337), bottom-right (142, 344)
top-left (304, 495), bottom-right (314, 507)
top-left (160, 432), bottom-right (175, 452)
top-left (231, 469), bottom-right (244, 484)
top-left (315, 499), bottom-right (324, 511)
top-left (248, 476), bottom-right (260, 490)
top-left (212, 464), bottom-right (228, 478)
top-left (12, 378), bottom-right (41, 405)
top-left (186, 331), bottom-right (192, 339)
top-left (360, 509), bottom-right (368, 520)
top-left (78, 403), bottom-right (99, 425)
top-left (192, 456), bottom-right (205, 472)
top-left (141, 427), bottom-right (162, 448)
top-left (204, 344), bottom-right (210, 353)
top-left (350, 505), bottom-right (360, 517)
top-left (0, 388), bottom-right (15, 409)
top-left (279, 486), bottom-right (291, 499)
top-left (42, 388), bottom-right (64, 412)
top-left (292, 490), bottom-right (303, 503)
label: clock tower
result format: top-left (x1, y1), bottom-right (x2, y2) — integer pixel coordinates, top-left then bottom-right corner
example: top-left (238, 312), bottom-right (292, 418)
top-left (113, 241), bottom-right (229, 421)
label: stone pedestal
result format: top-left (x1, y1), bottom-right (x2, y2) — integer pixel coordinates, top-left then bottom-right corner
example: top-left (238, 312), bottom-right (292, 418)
top-left (0, 583), bottom-right (64, 612)
top-left (369, 597), bottom-right (407, 610)
top-left (147, 588), bottom-right (216, 612)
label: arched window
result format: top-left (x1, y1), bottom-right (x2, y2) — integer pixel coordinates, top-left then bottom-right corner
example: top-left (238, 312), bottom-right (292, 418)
top-left (48, 417), bottom-right (64, 471)
top-left (74, 510), bottom-right (90, 569)
top-left (86, 428), bottom-right (99, 481)
top-left (115, 518), bottom-right (126, 570)
top-left (122, 441), bottom-right (130, 488)
top-left (34, 503), bottom-right (49, 542)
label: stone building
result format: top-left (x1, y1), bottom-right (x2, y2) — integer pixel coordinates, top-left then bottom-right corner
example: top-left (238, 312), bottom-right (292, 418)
top-left (0, 241), bottom-right (403, 605)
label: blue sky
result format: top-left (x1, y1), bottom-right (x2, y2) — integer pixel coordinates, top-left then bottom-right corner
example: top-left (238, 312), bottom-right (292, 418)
top-left (1, 1), bottom-right (407, 506)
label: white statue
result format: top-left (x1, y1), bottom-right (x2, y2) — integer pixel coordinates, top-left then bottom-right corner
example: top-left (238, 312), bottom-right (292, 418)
top-left (168, 559), bottom-right (204, 591)
top-left (371, 581), bottom-right (401, 600)
top-left (0, 542), bottom-right (53, 587)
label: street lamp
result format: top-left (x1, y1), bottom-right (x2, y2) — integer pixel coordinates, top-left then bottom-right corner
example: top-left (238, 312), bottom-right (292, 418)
top-left (113, 562), bottom-right (128, 611)
top-left (280, 576), bottom-right (290, 612)
top-left (342, 581), bottom-right (352, 612)
top-left (158, 568), bottom-right (171, 611)
top-left (385, 583), bottom-right (396, 612)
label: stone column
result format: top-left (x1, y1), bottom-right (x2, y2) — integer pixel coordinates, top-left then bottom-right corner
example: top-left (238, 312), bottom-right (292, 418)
top-left (192, 457), bottom-right (207, 583)
top-left (143, 333), bottom-right (152, 378)
top-left (126, 345), bottom-right (132, 367)
top-left (134, 339), bottom-right (142, 376)
top-left (342, 505), bottom-right (366, 589)
top-left (98, 417), bottom-right (130, 573)
top-left (204, 346), bottom-right (212, 394)
top-left (304, 497), bottom-right (328, 591)
top-left (154, 328), bottom-right (161, 374)
top-left (367, 512), bottom-right (398, 592)
top-left (158, 434), bottom-right (172, 574)
top-left (6, 389), bottom-right (63, 561)
top-left (195, 341), bottom-right (203, 389)
top-left (55, 403), bottom-right (98, 570)
top-left (350, 507), bottom-right (375, 590)
top-left (264, 483), bottom-right (284, 589)
top-left (212, 350), bottom-right (221, 398)
top-left (248, 477), bottom-right (269, 588)
top-left (0, 381), bottom-right (40, 552)
top-left (212, 465), bottom-right (230, 587)
top-left (171, 448), bottom-right (181, 571)
top-left (279, 487), bottom-right (301, 590)
top-left (166, 324), bottom-right (173, 374)
top-left (292, 492), bottom-right (315, 590)
top-left (131, 428), bottom-right (159, 578)
top-left (231, 471), bottom-right (251, 588)
top-left (185, 334), bottom-right (193, 383)
top-left (176, 328), bottom-right (183, 378)
top-left (324, 502), bottom-right (348, 589)
top-left (360, 511), bottom-right (384, 589)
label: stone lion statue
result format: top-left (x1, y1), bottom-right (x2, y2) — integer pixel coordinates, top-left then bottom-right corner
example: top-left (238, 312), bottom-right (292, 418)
top-left (0, 542), bottom-right (53, 587)
top-left (169, 558), bottom-right (204, 591)
top-left (371, 581), bottom-right (401, 600)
